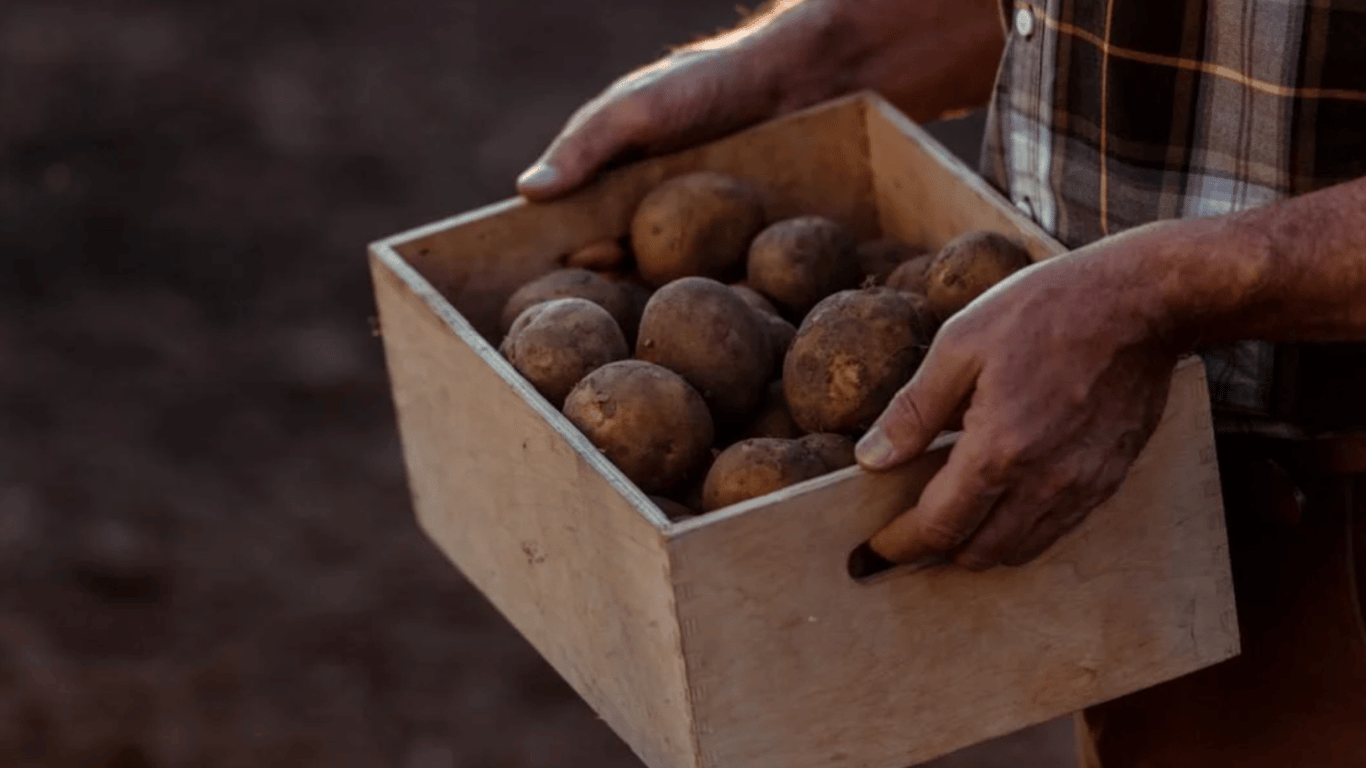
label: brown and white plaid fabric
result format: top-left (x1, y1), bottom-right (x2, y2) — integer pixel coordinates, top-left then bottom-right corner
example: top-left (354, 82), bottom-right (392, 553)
top-left (980, 0), bottom-right (1366, 436)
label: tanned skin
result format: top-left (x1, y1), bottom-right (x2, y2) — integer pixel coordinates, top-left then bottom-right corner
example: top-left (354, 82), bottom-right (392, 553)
top-left (516, 0), bottom-right (1005, 200)
top-left (857, 183), bottom-right (1366, 568)
top-left (516, 0), bottom-right (1366, 570)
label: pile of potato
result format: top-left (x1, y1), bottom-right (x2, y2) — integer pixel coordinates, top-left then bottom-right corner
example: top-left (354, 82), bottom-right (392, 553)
top-left (498, 171), bottom-right (1032, 521)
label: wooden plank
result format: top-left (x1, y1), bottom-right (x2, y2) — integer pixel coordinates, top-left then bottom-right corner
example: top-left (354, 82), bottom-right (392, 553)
top-left (667, 358), bottom-right (1238, 768)
top-left (369, 246), bottom-right (697, 768)
top-left (865, 97), bottom-right (1064, 260)
top-left (377, 93), bottom-right (880, 343)
top-left (371, 91), bottom-right (1237, 768)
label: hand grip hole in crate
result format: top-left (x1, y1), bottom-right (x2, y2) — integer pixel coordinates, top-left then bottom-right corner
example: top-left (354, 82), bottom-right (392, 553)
top-left (848, 542), bottom-right (950, 584)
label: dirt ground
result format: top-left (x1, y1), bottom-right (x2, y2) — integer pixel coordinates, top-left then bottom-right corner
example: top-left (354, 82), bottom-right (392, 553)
top-left (0, 1), bottom-right (1073, 766)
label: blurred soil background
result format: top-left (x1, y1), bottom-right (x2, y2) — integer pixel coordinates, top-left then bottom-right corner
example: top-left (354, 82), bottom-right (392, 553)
top-left (0, 1), bottom-right (1071, 766)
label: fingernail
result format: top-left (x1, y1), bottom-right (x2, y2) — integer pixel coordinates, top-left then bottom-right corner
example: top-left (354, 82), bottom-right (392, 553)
top-left (518, 162), bottom-right (559, 191)
top-left (856, 426), bottom-right (895, 469)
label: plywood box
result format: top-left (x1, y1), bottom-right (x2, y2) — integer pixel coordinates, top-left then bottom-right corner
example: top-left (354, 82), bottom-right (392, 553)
top-left (368, 93), bottom-right (1238, 768)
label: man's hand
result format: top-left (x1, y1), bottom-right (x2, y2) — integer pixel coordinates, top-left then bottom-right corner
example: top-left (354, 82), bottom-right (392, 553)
top-left (853, 173), bottom-right (1366, 570)
top-left (517, 43), bottom-right (799, 201)
top-left (518, 0), bottom-right (1004, 202)
top-left (855, 224), bottom-right (1184, 569)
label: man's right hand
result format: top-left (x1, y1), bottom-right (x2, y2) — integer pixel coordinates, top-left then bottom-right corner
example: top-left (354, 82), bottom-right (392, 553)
top-left (517, 0), bottom-right (1005, 202)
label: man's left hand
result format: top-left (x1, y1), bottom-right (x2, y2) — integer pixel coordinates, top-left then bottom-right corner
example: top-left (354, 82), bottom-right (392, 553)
top-left (855, 223), bottom-right (1183, 570)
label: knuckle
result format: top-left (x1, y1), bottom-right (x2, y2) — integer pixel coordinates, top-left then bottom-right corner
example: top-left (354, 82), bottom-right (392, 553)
top-left (1036, 461), bottom-right (1081, 501)
top-left (568, 88), bottom-right (656, 151)
top-left (1063, 379), bottom-right (1092, 409)
top-left (919, 519), bottom-right (973, 552)
top-left (979, 436), bottom-right (1028, 483)
top-left (1101, 461), bottom-right (1132, 494)
top-left (1080, 464), bottom-right (1128, 509)
top-left (610, 94), bottom-right (657, 141)
top-left (882, 387), bottom-right (928, 436)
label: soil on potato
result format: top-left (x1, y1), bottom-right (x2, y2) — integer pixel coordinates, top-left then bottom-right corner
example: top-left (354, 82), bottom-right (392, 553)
top-left (0, 1), bottom-right (1071, 766)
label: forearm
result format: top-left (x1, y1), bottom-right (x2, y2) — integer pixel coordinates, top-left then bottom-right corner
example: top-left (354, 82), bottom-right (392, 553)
top-left (1106, 178), bottom-right (1366, 351)
top-left (832, 0), bottom-right (1006, 121)
top-left (679, 0), bottom-right (1005, 124)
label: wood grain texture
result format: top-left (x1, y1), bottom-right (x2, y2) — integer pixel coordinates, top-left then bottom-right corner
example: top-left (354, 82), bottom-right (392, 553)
top-left (371, 92), bottom-right (1237, 768)
top-left (666, 359), bottom-right (1238, 768)
top-left (377, 94), bottom-right (879, 343)
top-left (369, 246), bottom-right (697, 768)
top-left (866, 98), bottom-right (1062, 260)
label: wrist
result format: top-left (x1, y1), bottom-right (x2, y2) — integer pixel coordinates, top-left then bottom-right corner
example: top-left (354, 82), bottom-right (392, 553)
top-left (738, 0), bottom-right (864, 113)
top-left (660, 1), bottom-right (855, 123)
top-left (1089, 216), bottom-right (1272, 355)
top-left (1159, 216), bottom-right (1273, 353)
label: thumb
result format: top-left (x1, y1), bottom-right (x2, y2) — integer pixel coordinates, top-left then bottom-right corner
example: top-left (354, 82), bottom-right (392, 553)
top-left (856, 351), bottom-right (977, 471)
top-left (517, 97), bottom-right (647, 202)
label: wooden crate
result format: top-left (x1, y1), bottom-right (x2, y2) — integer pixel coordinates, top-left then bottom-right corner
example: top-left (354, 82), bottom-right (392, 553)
top-left (369, 93), bottom-right (1238, 768)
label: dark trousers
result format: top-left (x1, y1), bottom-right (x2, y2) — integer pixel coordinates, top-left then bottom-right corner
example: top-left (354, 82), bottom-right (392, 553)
top-left (1079, 435), bottom-right (1366, 767)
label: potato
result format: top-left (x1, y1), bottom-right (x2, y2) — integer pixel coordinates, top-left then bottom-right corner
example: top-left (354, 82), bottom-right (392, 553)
top-left (885, 253), bottom-right (934, 295)
top-left (613, 278), bottom-right (652, 345)
top-left (798, 433), bottom-right (857, 472)
top-left (730, 283), bottom-right (780, 317)
top-left (744, 380), bottom-right (803, 440)
top-left (668, 448), bottom-right (717, 514)
top-left (500, 268), bottom-right (637, 338)
top-left (747, 216), bottom-right (861, 318)
top-left (630, 172), bottom-right (767, 287)
top-left (563, 360), bottom-right (714, 495)
top-left (636, 277), bottom-right (774, 424)
top-left (702, 438), bottom-right (829, 512)
top-left (678, 471), bottom-right (709, 516)
top-left (760, 312), bottom-right (797, 363)
top-left (734, 283), bottom-right (793, 360)
top-left (499, 298), bottom-right (629, 407)
top-left (902, 290), bottom-right (940, 339)
top-left (857, 239), bottom-right (926, 285)
top-left (925, 231), bottom-right (1032, 319)
top-left (566, 239), bottom-right (627, 271)
top-left (650, 496), bottom-right (697, 522)
top-left (783, 287), bottom-right (935, 435)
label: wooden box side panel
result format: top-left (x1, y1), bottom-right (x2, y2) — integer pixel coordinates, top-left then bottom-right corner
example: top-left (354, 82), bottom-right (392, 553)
top-left (865, 98), bottom-right (1065, 259)
top-left (669, 360), bottom-right (1238, 768)
top-left (370, 251), bottom-right (697, 768)
top-left (379, 94), bottom-right (881, 343)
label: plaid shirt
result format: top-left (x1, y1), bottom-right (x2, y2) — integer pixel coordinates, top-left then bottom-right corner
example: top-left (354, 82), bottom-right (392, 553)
top-left (980, 0), bottom-right (1366, 436)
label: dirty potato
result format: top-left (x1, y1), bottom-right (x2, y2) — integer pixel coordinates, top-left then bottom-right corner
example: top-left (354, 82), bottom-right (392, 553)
top-left (857, 239), bottom-right (926, 285)
top-left (563, 360), bottom-right (714, 495)
top-left (798, 433), bottom-right (857, 472)
top-left (924, 231), bottom-right (1033, 319)
top-left (783, 287), bottom-right (935, 435)
top-left (612, 278), bottom-right (653, 345)
top-left (701, 438), bottom-right (829, 512)
top-left (885, 253), bottom-right (935, 295)
top-left (760, 312), bottom-right (797, 364)
top-left (747, 216), bottom-right (861, 318)
top-left (730, 283), bottom-right (781, 317)
top-left (500, 268), bottom-right (638, 339)
top-left (630, 172), bottom-right (767, 287)
top-left (499, 298), bottom-right (629, 407)
top-left (744, 380), bottom-right (803, 440)
top-left (650, 496), bottom-right (697, 522)
top-left (636, 277), bottom-right (775, 425)
top-left (565, 239), bottom-right (627, 272)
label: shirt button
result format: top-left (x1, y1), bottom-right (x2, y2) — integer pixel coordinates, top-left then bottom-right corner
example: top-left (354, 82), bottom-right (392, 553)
top-left (1015, 5), bottom-right (1036, 38)
top-left (1016, 196), bottom-right (1035, 220)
